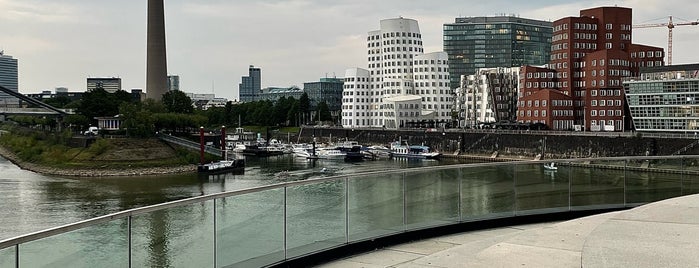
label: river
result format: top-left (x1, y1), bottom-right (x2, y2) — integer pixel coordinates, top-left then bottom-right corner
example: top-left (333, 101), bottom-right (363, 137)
top-left (0, 154), bottom-right (468, 241)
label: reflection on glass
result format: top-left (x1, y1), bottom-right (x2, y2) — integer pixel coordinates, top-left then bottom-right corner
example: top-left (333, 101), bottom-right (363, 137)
top-left (131, 202), bottom-right (214, 267)
top-left (216, 189), bottom-right (284, 267)
top-left (405, 169), bottom-right (459, 230)
top-left (19, 219), bottom-right (127, 267)
top-left (286, 180), bottom-right (346, 258)
top-left (570, 160), bottom-right (625, 209)
top-left (515, 163), bottom-right (569, 214)
top-left (0, 246), bottom-right (15, 268)
top-left (683, 157), bottom-right (699, 195)
top-left (461, 166), bottom-right (515, 220)
top-left (626, 158), bottom-right (683, 204)
top-left (348, 173), bottom-right (404, 242)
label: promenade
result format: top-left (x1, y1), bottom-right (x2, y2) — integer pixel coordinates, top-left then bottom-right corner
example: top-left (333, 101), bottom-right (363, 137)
top-left (319, 194), bottom-right (699, 267)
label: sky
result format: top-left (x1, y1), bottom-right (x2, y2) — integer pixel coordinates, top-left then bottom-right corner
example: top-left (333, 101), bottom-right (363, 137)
top-left (1, 0), bottom-right (698, 101)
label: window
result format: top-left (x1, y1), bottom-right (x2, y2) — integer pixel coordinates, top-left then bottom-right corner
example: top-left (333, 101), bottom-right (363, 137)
top-left (606, 43), bottom-right (612, 49)
top-left (591, 100), bottom-right (597, 106)
top-left (606, 23), bottom-right (613, 30)
top-left (591, 110), bottom-right (597, 116)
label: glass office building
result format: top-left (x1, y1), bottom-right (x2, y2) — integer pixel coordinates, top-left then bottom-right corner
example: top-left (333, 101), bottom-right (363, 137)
top-left (624, 64), bottom-right (699, 132)
top-left (444, 16), bottom-right (552, 89)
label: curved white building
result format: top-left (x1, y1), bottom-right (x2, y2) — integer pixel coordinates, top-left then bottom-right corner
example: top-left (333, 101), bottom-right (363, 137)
top-left (343, 17), bottom-right (451, 129)
top-left (342, 68), bottom-right (371, 127)
top-left (413, 52), bottom-right (451, 122)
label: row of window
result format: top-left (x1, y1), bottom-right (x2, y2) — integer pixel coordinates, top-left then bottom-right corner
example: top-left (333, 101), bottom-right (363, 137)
top-left (590, 110), bottom-right (623, 117)
top-left (591, 99), bottom-right (622, 106)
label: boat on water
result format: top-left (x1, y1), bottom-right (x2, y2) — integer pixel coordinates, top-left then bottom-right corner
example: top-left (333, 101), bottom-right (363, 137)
top-left (543, 162), bottom-right (558, 170)
top-left (389, 141), bottom-right (441, 159)
top-left (197, 159), bottom-right (245, 174)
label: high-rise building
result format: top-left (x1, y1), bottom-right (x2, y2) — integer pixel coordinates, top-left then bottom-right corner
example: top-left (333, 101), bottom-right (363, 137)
top-left (517, 6), bottom-right (664, 131)
top-left (303, 78), bottom-right (344, 111)
top-left (146, 0), bottom-right (168, 100)
top-left (239, 65), bottom-right (261, 102)
top-left (624, 64), bottom-right (699, 132)
top-left (87, 77), bottom-right (122, 93)
top-left (0, 51), bottom-right (18, 101)
top-left (167, 75), bottom-right (180, 91)
top-left (342, 17), bottom-right (452, 129)
top-left (444, 16), bottom-right (552, 89)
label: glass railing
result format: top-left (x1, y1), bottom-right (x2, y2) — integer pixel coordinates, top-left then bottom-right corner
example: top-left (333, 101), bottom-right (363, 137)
top-left (1, 156), bottom-right (698, 267)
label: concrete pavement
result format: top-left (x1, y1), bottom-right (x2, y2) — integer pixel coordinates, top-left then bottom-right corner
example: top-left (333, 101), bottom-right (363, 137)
top-left (318, 194), bottom-right (699, 267)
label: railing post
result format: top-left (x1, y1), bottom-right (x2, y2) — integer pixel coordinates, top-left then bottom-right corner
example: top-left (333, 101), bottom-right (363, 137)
top-left (213, 199), bottom-right (217, 268)
top-left (402, 171), bottom-right (407, 232)
top-left (128, 215), bottom-right (132, 268)
top-left (15, 244), bottom-right (18, 268)
top-left (458, 167), bottom-right (463, 222)
top-left (345, 177), bottom-right (349, 244)
top-left (283, 187), bottom-right (288, 260)
top-left (624, 159), bottom-right (628, 207)
top-left (513, 164), bottom-right (518, 216)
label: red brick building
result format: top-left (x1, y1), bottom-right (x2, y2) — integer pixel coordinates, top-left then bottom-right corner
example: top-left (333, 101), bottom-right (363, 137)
top-left (517, 6), bottom-right (664, 131)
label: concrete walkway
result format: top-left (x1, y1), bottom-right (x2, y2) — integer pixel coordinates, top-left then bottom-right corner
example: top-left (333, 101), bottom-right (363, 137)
top-left (318, 194), bottom-right (699, 267)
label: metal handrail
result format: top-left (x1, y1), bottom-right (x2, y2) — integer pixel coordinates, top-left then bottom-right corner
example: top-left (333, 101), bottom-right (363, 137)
top-left (1, 154), bottom-right (695, 250)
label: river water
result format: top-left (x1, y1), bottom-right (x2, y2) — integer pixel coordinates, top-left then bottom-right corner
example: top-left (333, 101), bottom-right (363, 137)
top-left (0, 154), bottom-right (468, 241)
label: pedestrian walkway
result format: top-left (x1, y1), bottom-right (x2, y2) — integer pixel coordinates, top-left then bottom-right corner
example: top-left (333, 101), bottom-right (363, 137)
top-left (318, 194), bottom-right (699, 267)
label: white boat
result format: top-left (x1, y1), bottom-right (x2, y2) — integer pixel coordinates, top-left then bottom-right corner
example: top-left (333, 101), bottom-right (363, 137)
top-left (316, 148), bottom-right (346, 159)
top-left (543, 162), bottom-right (558, 170)
top-left (389, 141), bottom-right (441, 159)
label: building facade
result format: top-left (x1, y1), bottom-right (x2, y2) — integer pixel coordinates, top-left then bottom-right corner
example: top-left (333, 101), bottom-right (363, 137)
top-left (0, 51), bottom-right (18, 103)
top-left (444, 16), bottom-right (552, 89)
top-left (456, 67), bottom-right (521, 127)
top-left (517, 6), bottom-right (664, 131)
top-left (167, 75), bottom-right (180, 91)
top-left (239, 65), bottom-right (261, 102)
top-left (624, 64), bottom-right (699, 132)
top-left (258, 86), bottom-right (304, 102)
top-left (87, 77), bottom-right (122, 93)
top-left (342, 17), bottom-right (452, 129)
top-left (303, 77), bottom-right (344, 111)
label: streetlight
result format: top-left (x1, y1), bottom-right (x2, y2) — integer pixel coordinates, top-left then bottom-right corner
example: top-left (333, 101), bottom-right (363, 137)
top-left (622, 115), bottom-right (626, 132)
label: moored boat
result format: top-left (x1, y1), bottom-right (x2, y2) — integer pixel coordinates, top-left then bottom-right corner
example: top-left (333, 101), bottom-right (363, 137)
top-left (197, 159), bottom-right (245, 174)
top-left (389, 141), bottom-right (441, 159)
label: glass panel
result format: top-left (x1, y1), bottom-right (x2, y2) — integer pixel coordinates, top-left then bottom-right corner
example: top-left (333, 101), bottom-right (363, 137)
top-left (348, 173), bottom-right (403, 242)
top-left (626, 158), bottom-right (684, 205)
top-left (131, 201), bottom-right (214, 268)
top-left (405, 169), bottom-right (459, 230)
top-left (461, 165), bottom-right (515, 220)
top-left (683, 157), bottom-right (699, 195)
top-left (19, 219), bottom-right (127, 267)
top-left (570, 160), bottom-right (624, 210)
top-left (0, 246), bottom-right (15, 268)
top-left (515, 162), bottom-right (569, 214)
top-left (216, 189), bottom-right (284, 268)
top-left (286, 179), bottom-right (346, 258)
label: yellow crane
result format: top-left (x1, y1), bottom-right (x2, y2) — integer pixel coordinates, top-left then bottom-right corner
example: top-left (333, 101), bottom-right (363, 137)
top-left (633, 16), bottom-right (699, 65)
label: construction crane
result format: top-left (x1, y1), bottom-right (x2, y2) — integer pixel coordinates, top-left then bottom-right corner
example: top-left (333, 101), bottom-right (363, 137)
top-left (633, 16), bottom-right (699, 65)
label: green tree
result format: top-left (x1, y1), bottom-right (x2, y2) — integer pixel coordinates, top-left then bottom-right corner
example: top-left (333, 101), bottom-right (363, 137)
top-left (119, 102), bottom-right (154, 138)
top-left (317, 101), bottom-right (332, 122)
top-left (162, 90), bottom-right (193, 114)
top-left (78, 89), bottom-right (133, 122)
top-left (299, 92), bottom-right (310, 124)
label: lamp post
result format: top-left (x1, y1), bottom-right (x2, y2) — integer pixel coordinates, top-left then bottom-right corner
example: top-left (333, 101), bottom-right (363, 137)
top-left (622, 115), bottom-right (626, 132)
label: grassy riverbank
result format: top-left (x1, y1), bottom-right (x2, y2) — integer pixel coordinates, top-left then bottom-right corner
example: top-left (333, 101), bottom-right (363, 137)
top-left (0, 126), bottom-right (213, 176)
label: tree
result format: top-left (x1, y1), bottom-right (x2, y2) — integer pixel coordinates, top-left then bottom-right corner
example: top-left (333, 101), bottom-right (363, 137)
top-left (78, 89), bottom-right (132, 122)
top-left (299, 92), bottom-right (310, 124)
top-left (162, 90), bottom-right (193, 114)
top-left (317, 101), bottom-right (332, 122)
top-left (119, 102), bottom-right (154, 138)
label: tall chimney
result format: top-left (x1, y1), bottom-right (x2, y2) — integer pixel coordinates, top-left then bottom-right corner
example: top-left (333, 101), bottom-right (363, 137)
top-left (146, 0), bottom-right (168, 101)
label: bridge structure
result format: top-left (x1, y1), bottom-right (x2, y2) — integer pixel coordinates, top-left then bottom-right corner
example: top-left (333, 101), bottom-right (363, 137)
top-left (0, 85), bottom-right (71, 116)
top-left (0, 155), bottom-right (698, 267)
top-left (157, 133), bottom-right (223, 156)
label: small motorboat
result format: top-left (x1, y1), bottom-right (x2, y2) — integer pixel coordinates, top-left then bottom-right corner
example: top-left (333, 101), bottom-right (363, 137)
top-left (543, 162), bottom-right (558, 171)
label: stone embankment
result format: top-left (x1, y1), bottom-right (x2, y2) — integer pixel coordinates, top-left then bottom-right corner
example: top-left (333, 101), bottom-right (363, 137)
top-left (0, 146), bottom-right (196, 177)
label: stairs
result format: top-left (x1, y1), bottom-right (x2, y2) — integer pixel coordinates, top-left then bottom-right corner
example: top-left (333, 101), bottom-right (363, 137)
top-left (672, 139), bottom-right (699, 155)
top-left (465, 134), bottom-right (491, 152)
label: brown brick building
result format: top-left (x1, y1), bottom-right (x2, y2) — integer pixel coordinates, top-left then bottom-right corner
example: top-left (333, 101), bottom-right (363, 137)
top-left (518, 6), bottom-right (664, 131)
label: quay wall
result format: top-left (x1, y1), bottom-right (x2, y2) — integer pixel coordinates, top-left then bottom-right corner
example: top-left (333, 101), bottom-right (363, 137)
top-left (284, 127), bottom-right (699, 159)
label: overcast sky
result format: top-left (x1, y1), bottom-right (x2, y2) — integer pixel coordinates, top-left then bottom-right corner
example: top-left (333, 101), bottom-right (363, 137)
top-left (2, 0), bottom-right (698, 100)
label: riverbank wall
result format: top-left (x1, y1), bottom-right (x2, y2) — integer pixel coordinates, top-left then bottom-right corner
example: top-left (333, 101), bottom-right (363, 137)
top-left (285, 127), bottom-right (699, 159)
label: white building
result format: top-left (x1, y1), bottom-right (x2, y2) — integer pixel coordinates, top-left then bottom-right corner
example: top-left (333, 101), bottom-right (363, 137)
top-left (342, 17), bottom-right (451, 129)
top-left (0, 51), bottom-right (19, 105)
top-left (455, 67), bottom-right (520, 127)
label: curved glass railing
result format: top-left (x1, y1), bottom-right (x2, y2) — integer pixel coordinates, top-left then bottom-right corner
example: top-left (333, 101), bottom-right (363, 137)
top-left (1, 156), bottom-right (698, 267)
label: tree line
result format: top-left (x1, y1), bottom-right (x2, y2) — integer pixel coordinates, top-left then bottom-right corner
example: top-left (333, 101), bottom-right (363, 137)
top-left (11, 90), bottom-right (336, 137)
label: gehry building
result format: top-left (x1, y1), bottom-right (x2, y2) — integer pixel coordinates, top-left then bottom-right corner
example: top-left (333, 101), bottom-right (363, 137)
top-left (517, 6), bottom-right (664, 131)
top-left (342, 17), bottom-right (452, 129)
top-left (455, 67), bottom-right (520, 127)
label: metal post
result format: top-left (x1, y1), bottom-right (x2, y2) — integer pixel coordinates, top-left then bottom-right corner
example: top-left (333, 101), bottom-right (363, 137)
top-left (345, 177), bottom-right (349, 244)
top-left (513, 164), bottom-right (518, 215)
top-left (221, 126), bottom-right (226, 159)
top-left (15, 244), bottom-right (19, 268)
top-left (200, 127), bottom-right (205, 165)
top-left (283, 187), bottom-right (288, 260)
top-left (402, 172), bottom-right (407, 231)
top-left (213, 199), bottom-right (217, 268)
top-left (128, 216), bottom-right (132, 268)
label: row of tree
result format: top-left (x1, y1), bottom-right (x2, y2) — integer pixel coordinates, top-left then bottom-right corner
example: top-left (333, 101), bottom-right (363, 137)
top-left (18, 89), bottom-right (335, 137)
